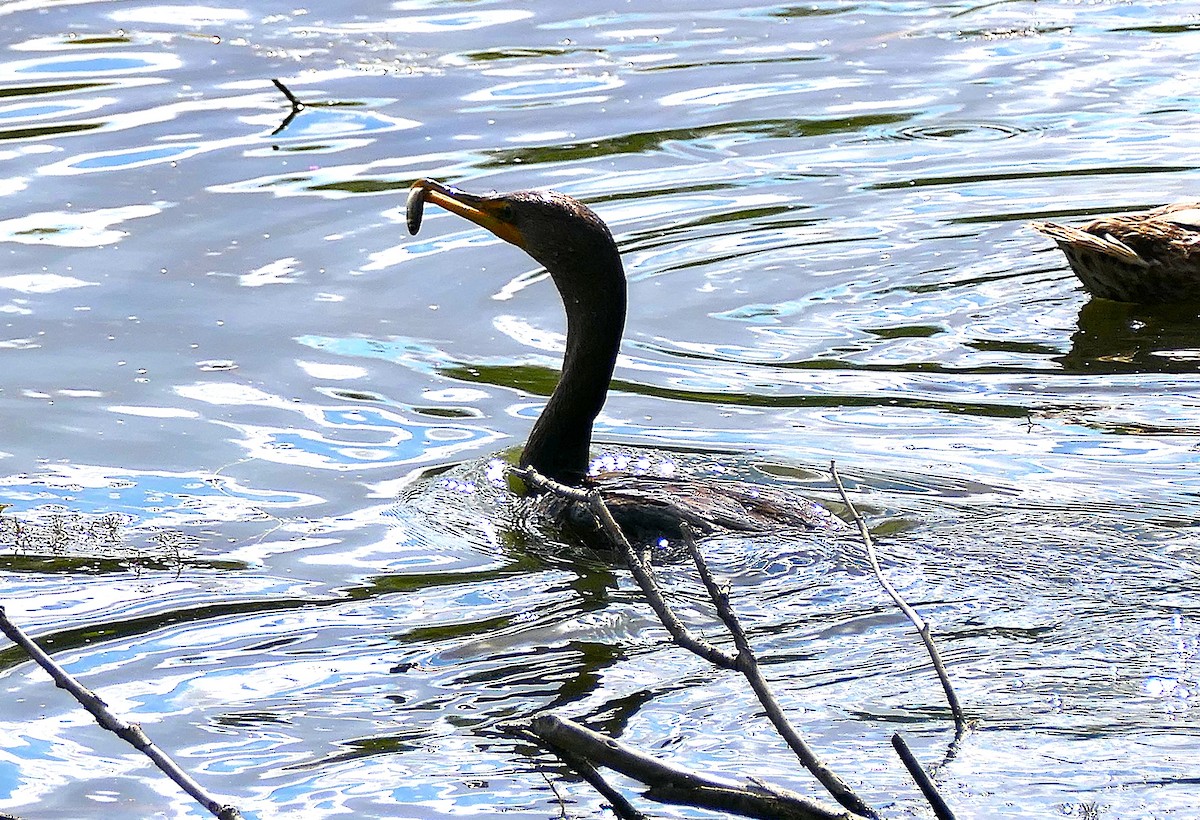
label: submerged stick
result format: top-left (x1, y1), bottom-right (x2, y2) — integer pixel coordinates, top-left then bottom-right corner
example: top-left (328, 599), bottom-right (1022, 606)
top-left (0, 606), bottom-right (243, 820)
top-left (515, 723), bottom-right (648, 820)
top-left (828, 461), bottom-right (965, 733)
top-left (269, 78), bottom-right (360, 135)
top-left (892, 733), bottom-right (957, 820)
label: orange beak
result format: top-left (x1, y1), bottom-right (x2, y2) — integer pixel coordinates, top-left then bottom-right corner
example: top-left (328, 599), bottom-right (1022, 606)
top-left (407, 178), bottom-right (525, 249)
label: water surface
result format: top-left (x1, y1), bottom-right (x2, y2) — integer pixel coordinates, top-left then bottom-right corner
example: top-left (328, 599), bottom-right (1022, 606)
top-left (1, 1), bottom-right (1198, 818)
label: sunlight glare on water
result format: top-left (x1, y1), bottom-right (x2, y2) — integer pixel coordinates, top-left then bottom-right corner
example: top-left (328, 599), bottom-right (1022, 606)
top-left (0, 1), bottom-right (1198, 818)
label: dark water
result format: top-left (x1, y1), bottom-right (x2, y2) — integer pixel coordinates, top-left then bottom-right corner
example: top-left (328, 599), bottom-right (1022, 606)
top-left (1, 1), bottom-right (1198, 817)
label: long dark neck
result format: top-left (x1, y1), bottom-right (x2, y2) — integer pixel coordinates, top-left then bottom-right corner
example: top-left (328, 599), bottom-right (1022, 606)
top-left (520, 250), bottom-right (626, 485)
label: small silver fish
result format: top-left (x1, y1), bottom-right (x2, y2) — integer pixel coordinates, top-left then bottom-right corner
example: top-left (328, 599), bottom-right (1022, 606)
top-left (406, 185), bottom-right (427, 235)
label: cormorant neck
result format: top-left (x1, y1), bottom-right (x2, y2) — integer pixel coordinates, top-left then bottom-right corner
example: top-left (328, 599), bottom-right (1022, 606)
top-left (519, 244), bottom-right (626, 485)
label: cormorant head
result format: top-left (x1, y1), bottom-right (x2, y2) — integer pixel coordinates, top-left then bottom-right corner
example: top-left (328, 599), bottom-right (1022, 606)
top-left (406, 178), bottom-right (623, 291)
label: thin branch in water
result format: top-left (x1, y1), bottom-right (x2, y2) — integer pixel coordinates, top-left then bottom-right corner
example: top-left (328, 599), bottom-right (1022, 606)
top-left (539, 769), bottom-right (570, 820)
top-left (680, 525), bottom-right (878, 820)
top-left (507, 720), bottom-right (647, 819)
top-left (507, 720), bottom-right (649, 820)
top-left (268, 78), bottom-right (359, 135)
top-left (513, 467), bottom-right (737, 670)
top-left (0, 606), bottom-right (244, 820)
top-left (829, 461), bottom-right (966, 734)
top-left (271, 78), bottom-right (303, 108)
top-left (891, 732), bottom-right (957, 820)
top-left (513, 467), bottom-right (877, 819)
top-left (270, 78), bottom-right (304, 135)
top-left (544, 739), bottom-right (649, 820)
top-left (530, 714), bottom-right (855, 820)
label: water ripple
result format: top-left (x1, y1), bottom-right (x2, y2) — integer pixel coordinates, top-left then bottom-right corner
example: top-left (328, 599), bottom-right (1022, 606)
top-left (2, 1), bottom-right (1200, 817)
top-left (888, 121), bottom-right (1032, 142)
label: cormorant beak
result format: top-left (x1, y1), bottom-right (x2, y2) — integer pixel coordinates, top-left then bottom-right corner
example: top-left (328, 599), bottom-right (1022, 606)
top-left (407, 178), bottom-right (525, 249)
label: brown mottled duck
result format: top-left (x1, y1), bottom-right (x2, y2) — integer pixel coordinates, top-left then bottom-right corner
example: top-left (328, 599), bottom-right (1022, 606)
top-left (1032, 202), bottom-right (1200, 303)
top-left (406, 178), bottom-right (837, 548)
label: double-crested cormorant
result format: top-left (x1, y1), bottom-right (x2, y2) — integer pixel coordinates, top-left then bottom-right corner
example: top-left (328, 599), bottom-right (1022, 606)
top-left (407, 178), bottom-right (837, 547)
top-left (1032, 203), bottom-right (1200, 303)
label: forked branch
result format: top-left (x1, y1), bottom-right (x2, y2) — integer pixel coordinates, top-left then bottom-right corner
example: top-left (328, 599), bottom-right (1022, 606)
top-left (680, 526), bottom-right (877, 817)
top-left (513, 466), bottom-right (877, 819)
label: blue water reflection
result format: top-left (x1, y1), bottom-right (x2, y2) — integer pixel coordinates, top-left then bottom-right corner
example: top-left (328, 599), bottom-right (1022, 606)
top-left (0, 0), bottom-right (1199, 817)
top-left (175, 380), bottom-right (506, 470)
top-left (4, 53), bottom-right (178, 77)
top-left (0, 468), bottom-right (316, 521)
top-left (71, 144), bottom-right (199, 170)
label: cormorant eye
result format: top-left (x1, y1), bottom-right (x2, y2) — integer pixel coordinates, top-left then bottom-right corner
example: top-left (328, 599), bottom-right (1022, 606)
top-left (499, 203), bottom-right (515, 221)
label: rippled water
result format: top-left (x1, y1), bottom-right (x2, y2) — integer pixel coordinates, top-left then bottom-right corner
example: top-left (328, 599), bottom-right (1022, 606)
top-left (1, 1), bottom-right (1198, 818)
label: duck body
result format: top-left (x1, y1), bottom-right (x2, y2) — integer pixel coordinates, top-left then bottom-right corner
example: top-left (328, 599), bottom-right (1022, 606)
top-left (1032, 202), bottom-right (1200, 303)
top-left (407, 178), bottom-right (836, 547)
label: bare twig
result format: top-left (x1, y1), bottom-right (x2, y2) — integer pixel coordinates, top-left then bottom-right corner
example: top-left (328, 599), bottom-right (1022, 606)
top-left (506, 720), bottom-right (648, 820)
top-left (513, 468), bottom-right (737, 670)
top-left (271, 78), bottom-right (303, 108)
top-left (681, 526), bottom-right (877, 818)
top-left (829, 461), bottom-right (966, 734)
top-left (538, 769), bottom-right (571, 819)
top-left (514, 467), bottom-right (877, 819)
top-left (269, 79), bottom-right (357, 135)
top-left (530, 714), bottom-right (856, 820)
top-left (891, 733), bottom-right (957, 820)
top-left (547, 741), bottom-right (649, 820)
top-left (0, 606), bottom-right (243, 820)
top-left (270, 78), bottom-right (304, 135)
